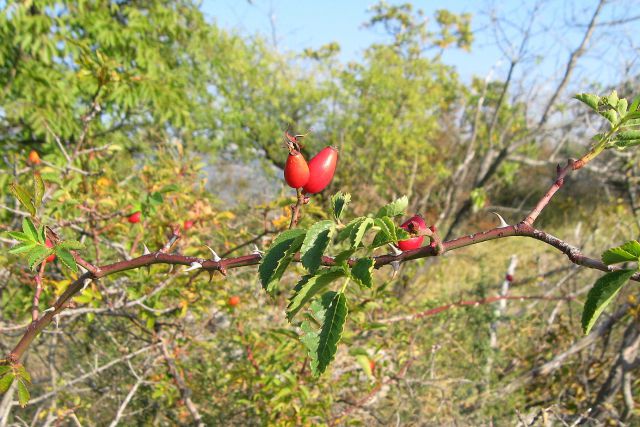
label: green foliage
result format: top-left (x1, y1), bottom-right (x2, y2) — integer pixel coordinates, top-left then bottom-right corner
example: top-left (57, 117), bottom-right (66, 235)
top-left (376, 195), bottom-right (408, 218)
top-left (300, 291), bottom-right (348, 375)
top-left (602, 240), bottom-right (640, 265)
top-left (582, 269), bottom-right (636, 334)
top-left (300, 220), bottom-right (334, 274)
top-left (330, 191), bottom-right (351, 222)
top-left (259, 229), bottom-right (307, 295)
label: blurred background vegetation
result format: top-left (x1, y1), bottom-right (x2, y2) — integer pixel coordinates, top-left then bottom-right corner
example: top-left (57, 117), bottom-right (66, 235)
top-left (1, 0), bottom-right (639, 425)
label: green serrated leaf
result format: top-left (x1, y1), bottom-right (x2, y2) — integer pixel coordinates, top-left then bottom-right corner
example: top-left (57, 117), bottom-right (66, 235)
top-left (11, 182), bottom-right (35, 216)
top-left (22, 218), bottom-right (38, 242)
top-left (333, 249), bottom-right (356, 265)
top-left (351, 258), bottom-right (375, 288)
top-left (350, 218), bottom-right (374, 249)
top-left (574, 93), bottom-right (600, 111)
top-left (9, 242), bottom-right (37, 255)
top-left (27, 246), bottom-right (52, 270)
top-left (159, 184), bottom-right (179, 193)
top-left (601, 109), bottom-right (619, 126)
top-left (616, 130), bottom-right (640, 140)
top-left (0, 366), bottom-right (11, 377)
top-left (301, 220), bottom-right (333, 274)
top-left (314, 291), bottom-right (348, 375)
top-left (287, 269), bottom-right (345, 321)
top-left (33, 173), bottom-right (44, 207)
top-left (602, 241), bottom-right (640, 265)
top-left (582, 270), bottom-right (635, 334)
top-left (617, 98), bottom-right (628, 117)
top-left (330, 192), bottom-right (351, 222)
top-left (629, 96), bottom-right (640, 113)
top-left (6, 231), bottom-right (30, 242)
top-left (15, 365), bottom-right (30, 383)
top-left (17, 379), bottom-right (29, 407)
top-left (614, 139), bottom-right (640, 149)
top-left (371, 216), bottom-right (409, 247)
top-left (58, 240), bottom-right (85, 250)
top-left (0, 373), bottom-right (14, 393)
top-left (258, 229), bottom-right (306, 294)
top-left (55, 247), bottom-right (77, 272)
top-left (376, 196), bottom-right (408, 218)
top-left (607, 90), bottom-right (619, 108)
top-left (336, 217), bottom-right (365, 243)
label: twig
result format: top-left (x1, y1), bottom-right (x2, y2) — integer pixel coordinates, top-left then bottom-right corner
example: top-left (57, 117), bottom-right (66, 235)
top-left (375, 294), bottom-right (572, 325)
top-left (159, 340), bottom-right (205, 427)
top-left (289, 187), bottom-right (305, 229)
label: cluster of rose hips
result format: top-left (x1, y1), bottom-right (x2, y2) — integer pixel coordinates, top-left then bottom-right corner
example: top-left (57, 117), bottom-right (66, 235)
top-left (283, 133), bottom-right (338, 194)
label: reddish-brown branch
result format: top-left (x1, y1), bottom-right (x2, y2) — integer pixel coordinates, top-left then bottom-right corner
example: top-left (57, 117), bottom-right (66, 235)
top-left (8, 220), bottom-right (636, 363)
top-left (31, 261), bottom-right (47, 322)
top-left (289, 188), bottom-right (305, 229)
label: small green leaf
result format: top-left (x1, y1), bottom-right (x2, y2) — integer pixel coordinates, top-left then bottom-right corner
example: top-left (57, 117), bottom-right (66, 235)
top-left (159, 184), bottom-right (179, 193)
top-left (17, 380), bottom-right (29, 407)
top-left (0, 366), bottom-right (11, 377)
top-left (614, 139), bottom-right (640, 149)
top-left (333, 249), bottom-right (356, 265)
top-left (33, 173), bottom-right (44, 207)
top-left (616, 130), bottom-right (640, 140)
top-left (15, 365), bottom-right (30, 383)
top-left (287, 269), bottom-right (345, 321)
top-left (617, 98), bottom-right (628, 117)
top-left (301, 220), bottom-right (333, 274)
top-left (0, 373), bottom-right (14, 393)
top-left (607, 90), bottom-right (619, 108)
top-left (351, 258), bottom-right (375, 288)
top-left (58, 240), bottom-right (85, 250)
top-left (602, 241), bottom-right (640, 265)
top-left (55, 247), bottom-right (77, 272)
top-left (330, 192), bottom-right (351, 222)
top-left (6, 231), bottom-right (30, 242)
top-left (8, 242), bottom-right (37, 255)
top-left (22, 218), bottom-right (38, 242)
top-left (376, 196), bottom-right (408, 218)
top-left (350, 218), bottom-right (374, 249)
top-left (315, 291), bottom-right (348, 375)
top-left (574, 93), bottom-right (600, 111)
top-left (336, 217), bottom-right (365, 243)
top-left (10, 182), bottom-right (35, 216)
top-left (582, 270), bottom-right (635, 334)
top-left (601, 109), bottom-right (619, 126)
top-left (629, 96), bottom-right (640, 113)
top-left (371, 216), bottom-right (410, 247)
top-left (28, 246), bottom-right (53, 270)
top-left (149, 192), bottom-right (163, 206)
top-left (258, 229), bottom-right (306, 294)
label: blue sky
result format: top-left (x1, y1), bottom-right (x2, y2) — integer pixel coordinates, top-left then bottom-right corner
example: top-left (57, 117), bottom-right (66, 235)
top-left (201, 0), bottom-right (638, 95)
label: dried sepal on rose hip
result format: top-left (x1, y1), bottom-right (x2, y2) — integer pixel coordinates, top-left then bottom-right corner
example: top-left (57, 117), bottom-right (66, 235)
top-left (303, 146), bottom-right (338, 194)
top-left (397, 214), bottom-right (427, 251)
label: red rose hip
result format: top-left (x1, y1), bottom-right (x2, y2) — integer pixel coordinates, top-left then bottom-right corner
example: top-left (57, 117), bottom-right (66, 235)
top-left (127, 211), bottom-right (142, 224)
top-left (397, 214), bottom-right (427, 251)
top-left (284, 151), bottom-right (310, 188)
top-left (228, 296), bottom-right (240, 307)
top-left (28, 150), bottom-right (41, 165)
top-left (303, 146), bottom-right (338, 194)
top-left (45, 239), bottom-right (56, 263)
